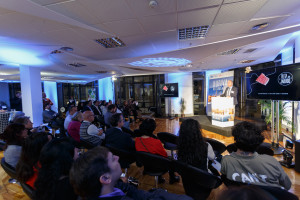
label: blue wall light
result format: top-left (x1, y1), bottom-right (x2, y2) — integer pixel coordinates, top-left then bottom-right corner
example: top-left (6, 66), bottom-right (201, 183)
top-left (129, 57), bottom-right (191, 67)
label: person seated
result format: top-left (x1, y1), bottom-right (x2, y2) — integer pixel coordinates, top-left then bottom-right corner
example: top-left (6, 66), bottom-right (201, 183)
top-left (221, 121), bottom-right (291, 190)
top-left (0, 123), bottom-right (28, 168)
top-left (42, 92), bottom-right (53, 110)
top-left (135, 118), bottom-right (180, 184)
top-left (16, 132), bottom-right (51, 188)
top-left (102, 102), bottom-right (109, 116)
top-left (83, 100), bottom-right (93, 112)
top-left (105, 113), bottom-right (135, 153)
top-left (80, 111), bottom-right (105, 146)
top-left (64, 105), bottom-right (77, 130)
top-left (13, 116), bottom-right (36, 135)
top-left (104, 104), bottom-right (117, 127)
top-left (178, 119), bottom-right (216, 172)
top-left (34, 138), bottom-right (79, 200)
top-left (67, 111), bottom-right (83, 142)
top-left (92, 100), bottom-right (103, 116)
top-left (69, 146), bottom-right (193, 200)
top-left (43, 102), bottom-right (64, 131)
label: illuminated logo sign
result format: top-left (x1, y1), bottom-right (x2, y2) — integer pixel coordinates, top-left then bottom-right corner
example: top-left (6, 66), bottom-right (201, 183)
top-left (170, 86), bottom-right (175, 92)
top-left (278, 72), bottom-right (293, 86)
top-left (163, 86), bottom-right (168, 91)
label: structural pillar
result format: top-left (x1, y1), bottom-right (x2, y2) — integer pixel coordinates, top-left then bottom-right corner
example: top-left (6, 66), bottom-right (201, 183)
top-left (19, 66), bottom-right (43, 127)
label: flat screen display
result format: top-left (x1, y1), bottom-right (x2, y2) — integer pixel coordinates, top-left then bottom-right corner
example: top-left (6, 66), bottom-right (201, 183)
top-left (246, 64), bottom-right (300, 100)
top-left (161, 83), bottom-right (179, 97)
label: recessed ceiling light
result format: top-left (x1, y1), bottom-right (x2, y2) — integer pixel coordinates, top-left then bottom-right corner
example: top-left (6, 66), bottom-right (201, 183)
top-left (60, 47), bottom-right (74, 52)
top-left (239, 60), bottom-right (255, 64)
top-left (252, 23), bottom-right (269, 31)
top-left (129, 57), bottom-right (191, 67)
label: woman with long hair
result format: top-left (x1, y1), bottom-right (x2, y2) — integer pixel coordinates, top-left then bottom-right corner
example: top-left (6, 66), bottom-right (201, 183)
top-left (16, 132), bottom-right (51, 188)
top-left (178, 119), bottom-right (215, 171)
top-left (0, 123), bottom-right (28, 167)
top-left (34, 138), bottom-right (79, 200)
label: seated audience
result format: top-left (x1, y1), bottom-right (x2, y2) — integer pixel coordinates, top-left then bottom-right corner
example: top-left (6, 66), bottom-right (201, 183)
top-left (104, 104), bottom-right (117, 127)
top-left (221, 121), bottom-right (291, 190)
top-left (92, 100), bottom-right (103, 116)
top-left (80, 111), bottom-right (105, 146)
top-left (16, 132), bottom-right (51, 188)
top-left (0, 123), bottom-right (28, 167)
top-left (35, 138), bottom-right (79, 200)
top-left (101, 102), bottom-right (109, 116)
top-left (64, 105), bottom-right (77, 130)
top-left (42, 102), bottom-right (64, 130)
top-left (13, 116), bottom-right (36, 135)
top-left (178, 119), bottom-right (215, 172)
top-left (105, 113), bottom-right (135, 153)
top-left (69, 146), bottom-right (192, 200)
top-left (68, 111), bottom-right (83, 142)
top-left (83, 100), bottom-right (93, 112)
top-left (135, 118), bottom-right (180, 184)
top-left (42, 92), bottom-right (53, 110)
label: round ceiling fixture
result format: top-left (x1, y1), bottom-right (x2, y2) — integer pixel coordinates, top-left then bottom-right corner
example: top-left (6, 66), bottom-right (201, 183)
top-left (149, 0), bottom-right (158, 8)
top-left (252, 23), bottom-right (269, 31)
top-left (129, 57), bottom-right (191, 67)
top-left (60, 47), bottom-right (74, 52)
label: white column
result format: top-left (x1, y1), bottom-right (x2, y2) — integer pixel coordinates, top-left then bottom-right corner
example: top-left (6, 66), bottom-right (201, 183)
top-left (19, 66), bottom-right (43, 127)
top-left (164, 72), bottom-right (193, 116)
top-left (98, 77), bottom-right (115, 102)
top-left (43, 81), bottom-right (58, 112)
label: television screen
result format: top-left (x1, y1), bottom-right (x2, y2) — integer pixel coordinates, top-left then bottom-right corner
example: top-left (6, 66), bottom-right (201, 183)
top-left (246, 64), bottom-right (300, 100)
top-left (161, 83), bottom-right (179, 97)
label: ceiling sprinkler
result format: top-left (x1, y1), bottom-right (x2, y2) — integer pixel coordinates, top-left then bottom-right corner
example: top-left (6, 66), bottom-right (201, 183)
top-left (149, 0), bottom-right (158, 8)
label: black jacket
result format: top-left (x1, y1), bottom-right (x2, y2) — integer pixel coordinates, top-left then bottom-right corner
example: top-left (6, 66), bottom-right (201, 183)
top-left (105, 127), bottom-right (135, 153)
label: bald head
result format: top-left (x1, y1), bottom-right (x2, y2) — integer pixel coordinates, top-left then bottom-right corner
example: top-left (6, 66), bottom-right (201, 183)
top-left (83, 111), bottom-right (95, 122)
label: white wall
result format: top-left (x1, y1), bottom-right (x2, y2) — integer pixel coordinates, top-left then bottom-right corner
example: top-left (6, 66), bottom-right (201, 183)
top-left (43, 81), bottom-right (58, 112)
top-left (165, 72), bottom-right (193, 116)
top-left (98, 77), bottom-right (115, 102)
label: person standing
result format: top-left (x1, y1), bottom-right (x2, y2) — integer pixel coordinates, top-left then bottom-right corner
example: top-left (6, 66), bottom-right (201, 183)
top-left (11, 91), bottom-right (22, 111)
top-left (220, 80), bottom-right (238, 105)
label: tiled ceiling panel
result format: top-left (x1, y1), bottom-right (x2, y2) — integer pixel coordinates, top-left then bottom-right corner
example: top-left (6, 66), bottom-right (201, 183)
top-left (207, 21), bottom-right (246, 37)
top-left (80, 0), bottom-right (135, 23)
top-left (0, 7), bottom-right (13, 15)
top-left (125, 0), bottom-right (176, 17)
top-left (139, 13), bottom-right (177, 33)
top-left (178, 7), bottom-right (219, 29)
top-left (214, 0), bottom-right (268, 25)
top-left (46, 0), bottom-right (100, 25)
top-left (177, 0), bottom-right (222, 12)
top-left (252, 0), bottom-right (300, 19)
top-left (148, 30), bottom-right (178, 52)
top-left (103, 19), bottom-right (144, 37)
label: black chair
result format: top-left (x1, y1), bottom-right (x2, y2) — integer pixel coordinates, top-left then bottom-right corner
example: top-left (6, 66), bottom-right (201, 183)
top-left (121, 127), bottom-right (135, 138)
top-left (173, 160), bottom-right (222, 200)
top-left (157, 132), bottom-right (178, 158)
top-left (221, 175), bottom-right (298, 200)
top-left (136, 151), bottom-right (171, 188)
top-left (205, 138), bottom-right (226, 155)
top-left (105, 144), bottom-right (136, 176)
top-left (1, 157), bottom-right (17, 183)
top-left (20, 182), bottom-right (34, 199)
top-left (226, 143), bottom-right (274, 156)
top-left (79, 139), bottom-right (96, 150)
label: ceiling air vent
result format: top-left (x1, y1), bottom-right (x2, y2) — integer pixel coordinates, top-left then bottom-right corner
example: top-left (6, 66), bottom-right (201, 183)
top-left (68, 63), bottom-right (86, 67)
top-left (50, 50), bottom-right (62, 54)
top-left (217, 48), bottom-right (240, 55)
top-left (95, 37), bottom-right (125, 48)
top-left (243, 48), bottom-right (257, 53)
top-left (178, 26), bottom-right (210, 40)
top-left (95, 71), bottom-right (108, 74)
top-left (239, 60), bottom-right (255, 64)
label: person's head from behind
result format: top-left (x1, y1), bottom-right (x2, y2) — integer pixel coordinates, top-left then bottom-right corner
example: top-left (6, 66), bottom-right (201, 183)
top-left (110, 113), bottom-right (124, 128)
top-left (16, 91), bottom-right (21, 98)
top-left (0, 123), bottom-right (27, 145)
top-left (83, 111), bottom-right (94, 122)
top-left (35, 138), bottom-right (77, 199)
top-left (139, 118), bottom-right (156, 137)
top-left (44, 102), bottom-right (51, 110)
top-left (178, 119), bottom-right (207, 165)
top-left (69, 105), bottom-right (77, 116)
top-left (227, 80), bottom-right (233, 87)
top-left (232, 121), bottom-right (264, 153)
top-left (72, 111), bottom-right (83, 122)
top-left (108, 104), bottom-right (116, 113)
top-left (16, 132), bottom-right (51, 182)
top-left (216, 185), bottom-right (275, 200)
top-left (70, 146), bottom-right (121, 198)
top-left (13, 116), bottom-right (33, 130)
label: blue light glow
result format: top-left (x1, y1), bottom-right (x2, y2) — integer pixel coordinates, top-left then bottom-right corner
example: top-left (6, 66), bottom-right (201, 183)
top-left (129, 57), bottom-right (191, 67)
top-left (0, 48), bottom-right (46, 66)
top-left (43, 81), bottom-right (58, 112)
top-left (281, 47), bottom-right (293, 65)
top-left (98, 77), bottom-right (114, 102)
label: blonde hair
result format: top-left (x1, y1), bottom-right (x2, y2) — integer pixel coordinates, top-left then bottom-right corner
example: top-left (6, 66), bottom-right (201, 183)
top-left (71, 112), bottom-right (83, 122)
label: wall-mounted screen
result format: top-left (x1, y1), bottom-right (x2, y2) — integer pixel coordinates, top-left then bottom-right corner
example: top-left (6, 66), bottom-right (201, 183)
top-left (161, 83), bottom-right (178, 97)
top-left (246, 64), bottom-right (300, 100)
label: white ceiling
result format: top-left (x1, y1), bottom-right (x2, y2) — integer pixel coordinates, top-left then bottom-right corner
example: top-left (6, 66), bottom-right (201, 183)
top-left (0, 0), bottom-right (300, 82)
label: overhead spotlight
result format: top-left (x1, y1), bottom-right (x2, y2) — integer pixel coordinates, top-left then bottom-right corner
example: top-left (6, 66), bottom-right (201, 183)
top-left (112, 76), bottom-right (117, 81)
top-left (185, 63), bottom-right (193, 68)
top-left (252, 23), bottom-right (269, 31)
top-left (60, 47), bottom-right (74, 52)
top-left (245, 66), bottom-right (252, 73)
top-left (149, 0), bottom-right (158, 8)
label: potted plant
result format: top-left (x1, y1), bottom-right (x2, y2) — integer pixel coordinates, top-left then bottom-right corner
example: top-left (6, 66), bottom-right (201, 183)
top-left (179, 98), bottom-right (186, 118)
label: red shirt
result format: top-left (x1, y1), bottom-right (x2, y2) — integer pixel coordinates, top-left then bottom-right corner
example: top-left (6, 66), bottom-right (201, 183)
top-left (67, 121), bottom-right (81, 142)
top-left (135, 137), bottom-right (167, 157)
top-left (26, 162), bottom-right (41, 189)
